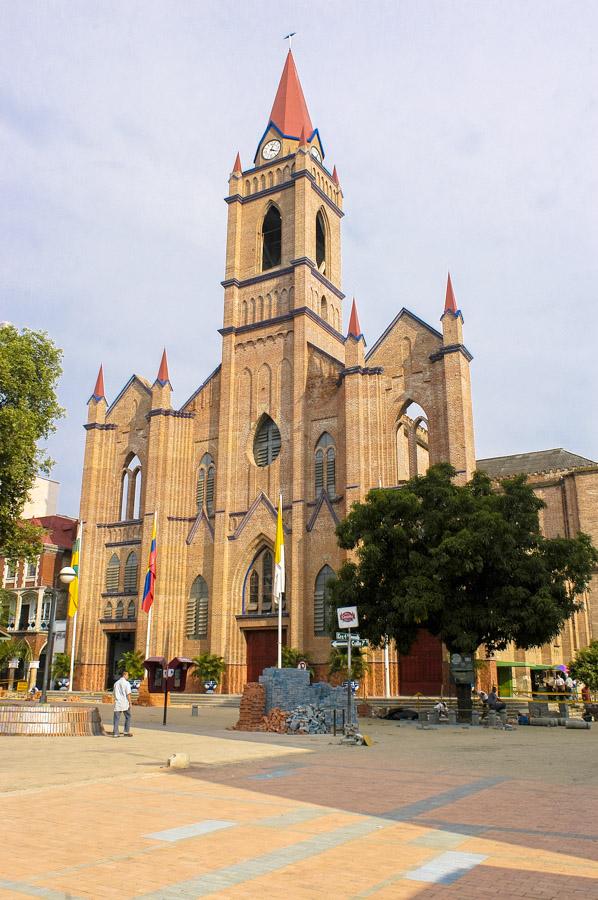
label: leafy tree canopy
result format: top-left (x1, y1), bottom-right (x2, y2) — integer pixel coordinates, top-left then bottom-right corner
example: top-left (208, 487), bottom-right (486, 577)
top-left (569, 641), bottom-right (598, 693)
top-left (117, 649), bottom-right (145, 680)
top-left (329, 464), bottom-right (598, 657)
top-left (0, 325), bottom-right (63, 560)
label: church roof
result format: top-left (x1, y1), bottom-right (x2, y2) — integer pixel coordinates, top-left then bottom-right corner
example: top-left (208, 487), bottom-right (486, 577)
top-left (477, 448), bottom-right (597, 479)
top-left (347, 298), bottom-right (362, 338)
top-left (90, 364), bottom-right (105, 401)
top-left (269, 50), bottom-right (314, 139)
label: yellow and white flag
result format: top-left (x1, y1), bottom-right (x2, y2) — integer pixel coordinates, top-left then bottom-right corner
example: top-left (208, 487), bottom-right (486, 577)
top-left (273, 494), bottom-right (285, 604)
top-left (67, 522), bottom-right (82, 617)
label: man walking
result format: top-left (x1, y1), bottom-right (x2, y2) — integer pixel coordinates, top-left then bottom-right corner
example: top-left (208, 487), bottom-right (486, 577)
top-left (113, 670), bottom-right (132, 737)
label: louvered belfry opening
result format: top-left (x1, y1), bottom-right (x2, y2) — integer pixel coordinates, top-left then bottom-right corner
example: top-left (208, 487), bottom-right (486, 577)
top-left (186, 575), bottom-right (209, 639)
top-left (314, 564), bottom-right (335, 635)
top-left (316, 209), bottom-right (326, 274)
top-left (253, 414), bottom-right (282, 467)
top-left (262, 205), bottom-right (282, 271)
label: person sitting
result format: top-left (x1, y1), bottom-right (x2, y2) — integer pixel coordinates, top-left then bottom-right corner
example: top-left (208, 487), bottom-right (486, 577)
top-left (487, 686), bottom-right (506, 713)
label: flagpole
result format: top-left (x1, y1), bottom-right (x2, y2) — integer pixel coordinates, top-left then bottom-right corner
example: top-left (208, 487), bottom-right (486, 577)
top-left (68, 521), bottom-right (82, 692)
top-left (277, 585), bottom-right (283, 669)
top-left (274, 493), bottom-right (284, 669)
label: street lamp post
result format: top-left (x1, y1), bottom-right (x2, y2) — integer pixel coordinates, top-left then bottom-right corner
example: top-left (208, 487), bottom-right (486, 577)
top-left (40, 566), bottom-right (76, 704)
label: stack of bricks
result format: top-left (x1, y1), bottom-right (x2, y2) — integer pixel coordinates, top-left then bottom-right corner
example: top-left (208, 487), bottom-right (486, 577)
top-left (233, 682), bottom-right (266, 731)
top-left (257, 707), bottom-right (289, 733)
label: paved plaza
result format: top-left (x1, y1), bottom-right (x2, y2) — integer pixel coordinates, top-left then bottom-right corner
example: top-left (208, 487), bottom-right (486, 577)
top-left (1, 703), bottom-right (597, 899)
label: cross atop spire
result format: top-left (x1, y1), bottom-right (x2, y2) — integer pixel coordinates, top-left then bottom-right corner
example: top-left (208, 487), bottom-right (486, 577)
top-left (444, 272), bottom-right (459, 315)
top-left (347, 298), bottom-right (363, 339)
top-left (269, 50), bottom-right (314, 139)
top-left (91, 364), bottom-right (105, 401)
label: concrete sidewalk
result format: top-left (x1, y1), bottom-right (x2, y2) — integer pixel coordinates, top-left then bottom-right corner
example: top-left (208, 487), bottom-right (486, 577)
top-left (1, 705), bottom-right (597, 898)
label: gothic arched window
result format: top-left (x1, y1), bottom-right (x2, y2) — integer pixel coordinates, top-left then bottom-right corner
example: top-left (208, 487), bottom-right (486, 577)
top-left (115, 600), bottom-right (124, 620)
top-left (120, 454), bottom-right (142, 520)
top-left (196, 453), bottom-right (216, 515)
top-left (314, 565), bottom-right (335, 635)
top-left (126, 600), bottom-right (136, 619)
top-left (186, 575), bottom-right (209, 639)
top-left (320, 296), bottom-right (328, 321)
top-left (262, 205), bottom-right (282, 271)
top-left (316, 210), bottom-right (327, 274)
top-left (245, 548), bottom-right (276, 614)
top-left (253, 414), bottom-right (281, 467)
top-left (105, 553), bottom-right (120, 593)
top-left (315, 432), bottom-right (336, 498)
top-left (123, 551), bottom-right (138, 593)
top-left (103, 600), bottom-right (113, 619)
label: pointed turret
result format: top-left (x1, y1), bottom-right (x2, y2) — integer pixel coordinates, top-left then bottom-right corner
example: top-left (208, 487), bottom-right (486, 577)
top-left (441, 273), bottom-right (464, 345)
top-left (298, 125), bottom-right (308, 148)
top-left (152, 348), bottom-right (172, 409)
top-left (91, 365), bottom-right (105, 401)
top-left (444, 273), bottom-right (458, 315)
top-left (155, 348), bottom-right (171, 387)
top-left (87, 364), bottom-right (106, 425)
top-left (269, 50), bottom-right (314, 138)
top-left (332, 165), bottom-right (339, 185)
top-left (347, 298), bottom-right (362, 339)
top-left (345, 298), bottom-right (365, 368)
top-left (232, 152), bottom-right (242, 174)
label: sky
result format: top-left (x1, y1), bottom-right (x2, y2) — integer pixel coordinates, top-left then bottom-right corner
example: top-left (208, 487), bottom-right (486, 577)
top-left (1, 1), bottom-right (597, 517)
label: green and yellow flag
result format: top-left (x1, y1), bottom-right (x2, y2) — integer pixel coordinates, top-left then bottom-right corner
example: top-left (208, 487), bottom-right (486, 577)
top-left (273, 494), bottom-right (285, 603)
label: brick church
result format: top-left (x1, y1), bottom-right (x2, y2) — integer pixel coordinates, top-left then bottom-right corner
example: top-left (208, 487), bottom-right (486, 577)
top-left (73, 51), bottom-right (596, 695)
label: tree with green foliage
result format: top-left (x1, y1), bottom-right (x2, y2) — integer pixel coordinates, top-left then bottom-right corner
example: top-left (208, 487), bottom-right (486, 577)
top-left (0, 637), bottom-right (32, 670)
top-left (117, 649), bottom-right (145, 680)
top-left (281, 646), bottom-right (316, 678)
top-left (328, 647), bottom-right (369, 682)
top-left (51, 652), bottom-right (71, 681)
top-left (191, 653), bottom-right (226, 684)
top-left (0, 325), bottom-right (63, 561)
top-left (329, 464), bottom-right (598, 717)
top-left (569, 641), bottom-right (598, 695)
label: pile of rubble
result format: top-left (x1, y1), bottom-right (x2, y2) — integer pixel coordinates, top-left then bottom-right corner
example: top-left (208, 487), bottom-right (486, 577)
top-left (233, 683), bottom-right (266, 730)
top-left (287, 704), bottom-right (328, 734)
top-left (257, 707), bottom-right (289, 733)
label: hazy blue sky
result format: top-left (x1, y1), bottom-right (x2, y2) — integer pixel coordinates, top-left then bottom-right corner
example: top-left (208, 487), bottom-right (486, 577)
top-left (1, 1), bottom-right (597, 516)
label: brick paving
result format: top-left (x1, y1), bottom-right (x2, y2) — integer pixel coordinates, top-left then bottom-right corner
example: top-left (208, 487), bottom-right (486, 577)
top-left (1, 707), bottom-right (597, 898)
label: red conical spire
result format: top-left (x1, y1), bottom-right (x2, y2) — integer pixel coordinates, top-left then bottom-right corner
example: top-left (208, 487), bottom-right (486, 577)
top-left (444, 273), bottom-right (458, 314)
top-left (156, 348), bottom-right (170, 386)
top-left (348, 298), bottom-right (362, 339)
top-left (332, 165), bottom-right (339, 185)
top-left (269, 51), bottom-right (314, 138)
top-left (232, 152), bottom-right (242, 174)
top-left (92, 364), bottom-right (105, 400)
top-left (298, 125), bottom-right (308, 147)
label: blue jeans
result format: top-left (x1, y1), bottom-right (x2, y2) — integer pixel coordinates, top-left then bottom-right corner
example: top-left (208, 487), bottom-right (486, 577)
top-left (113, 708), bottom-right (131, 735)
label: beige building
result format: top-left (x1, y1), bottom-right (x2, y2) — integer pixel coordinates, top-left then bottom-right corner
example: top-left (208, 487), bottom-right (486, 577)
top-left (73, 52), bottom-right (476, 692)
top-left (72, 52), bottom-right (596, 696)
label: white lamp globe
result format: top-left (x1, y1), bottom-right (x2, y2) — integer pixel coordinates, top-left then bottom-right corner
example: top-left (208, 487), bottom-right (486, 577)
top-left (59, 566), bottom-right (76, 585)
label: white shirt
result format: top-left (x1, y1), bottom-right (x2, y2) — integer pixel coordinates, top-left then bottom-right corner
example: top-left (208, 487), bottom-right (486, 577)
top-left (113, 676), bottom-right (132, 711)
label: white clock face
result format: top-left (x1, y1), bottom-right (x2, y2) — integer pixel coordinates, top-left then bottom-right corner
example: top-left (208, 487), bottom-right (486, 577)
top-left (310, 146), bottom-right (322, 163)
top-left (262, 139), bottom-right (281, 160)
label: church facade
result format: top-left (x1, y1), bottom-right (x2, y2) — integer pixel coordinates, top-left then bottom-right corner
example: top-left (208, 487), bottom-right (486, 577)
top-left (73, 51), bottom-right (477, 692)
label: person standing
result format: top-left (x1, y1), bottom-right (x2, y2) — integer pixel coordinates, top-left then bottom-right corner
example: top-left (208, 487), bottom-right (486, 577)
top-left (113, 670), bottom-right (132, 737)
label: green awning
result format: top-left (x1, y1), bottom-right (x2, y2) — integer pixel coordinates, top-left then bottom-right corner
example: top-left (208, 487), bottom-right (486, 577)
top-left (496, 661), bottom-right (551, 670)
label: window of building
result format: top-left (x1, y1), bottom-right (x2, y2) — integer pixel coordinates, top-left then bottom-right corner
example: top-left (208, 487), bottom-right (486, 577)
top-left (316, 210), bottom-right (327, 274)
top-left (261, 205), bottom-right (282, 271)
top-left (120, 454), bottom-right (142, 520)
top-left (105, 553), bottom-right (120, 593)
top-left (126, 600), bottom-right (136, 619)
top-left (123, 551), bottom-right (138, 593)
top-left (103, 600), bottom-right (113, 619)
top-left (115, 600), bottom-right (124, 620)
top-left (245, 548), bottom-right (276, 614)
top-left (5, 561), bottom-right (16, 583)
top-left (26, 559), bottom-right (37, 580)
top-left (196, 453), bottom-right (216, 516)
top-left (253, 414), bottom-right (282, 467)
top-left (186, 575), bottom-right (209, 639)
top-left (314, 565), bottom-right (335, 635)
top-left (315, 433), bottom-right (336, 497)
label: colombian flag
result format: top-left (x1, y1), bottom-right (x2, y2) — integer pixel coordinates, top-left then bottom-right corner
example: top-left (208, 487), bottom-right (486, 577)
top-left (142, 512), bottom-right (157, 613)
top-left (67, 522), bottom-right (82, 617)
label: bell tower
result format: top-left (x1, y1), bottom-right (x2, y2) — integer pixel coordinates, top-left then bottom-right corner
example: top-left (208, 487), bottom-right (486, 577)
top-left (221, 49), bottom-right (344, 339)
